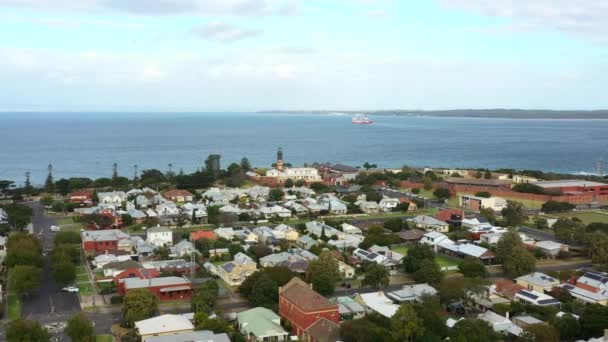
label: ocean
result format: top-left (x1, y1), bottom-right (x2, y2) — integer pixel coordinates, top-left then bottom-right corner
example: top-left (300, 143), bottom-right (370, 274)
top-left (1, 112), bottom-right (607, 185)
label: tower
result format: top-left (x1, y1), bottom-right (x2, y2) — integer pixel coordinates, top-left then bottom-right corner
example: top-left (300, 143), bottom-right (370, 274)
top-left (277, 147), bottom-right (284, 172)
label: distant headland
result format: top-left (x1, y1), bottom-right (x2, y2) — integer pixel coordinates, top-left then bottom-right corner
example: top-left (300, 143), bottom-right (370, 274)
top-left (261, 109), bottom-right (608, 119)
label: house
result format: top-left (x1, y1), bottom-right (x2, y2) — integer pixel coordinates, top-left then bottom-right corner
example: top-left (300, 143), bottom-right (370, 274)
top-left (132, 236), bottom-right (155, 259)
top-left (98, 191), bottom-right (128, 206)
top-left (217, 252), bottom-right (257, 286)
top-left (274, 224), bottom-right (299, 241)
top-left (408, 215), bottom-right (449, 232)
top-left (102, 259), bottom-right (142, 277)
top-left (237, 307), bottom-right (289, 342)
top-left (386, 284), bottom-right (438, 303)
top-left (0, 208), bottom-right (7, 224)
top-left (146, 226), bottom-right (173, 248)
top-left (352, 248), bottom-right (400, 273)
top-left (358, 201), bottom-right (380, 214)
top-left (461, 217), bottom-right (493, 230)
top-left (532, 180), bottom-right (608, 196)
top-left (303, 317), bottom-right (341, 342)
top-left (560, 271), bottom-right (608, 306)
top-left (170, 240), bottom-right (196, 257)
top-left (420, 232), bottom-right (453, 250)
top-left (337, 259), bottom-right (355, 279)
top-left (156, 202), bottom-right (180, 216)
top-left (266, 167), bottom-right (322, 182)
top-left (459, 194), bottom-right (508, 212)
top-left (127, 208), bottom-right (147, 223)
top-left (330, 296), bottom-right (366, 321)
top-left (190, 230), bottom-right (217, 241)
top-left (146, 331), bottom-right (229, 342)
top-left (494, 279), bottom-right (526, 300)
top-left (260, 251), bottom-right (312, 274)
top-left (327, 233), bottom-right (363, 250)
top-left (534, 240), bottom-right (569, 257)
top-left (378, 197), bottom-right (400, 212)
top-left (93, 253), bottom-right (132, 268)
top-left (512, 315), bottom-right (544, 329)
top-left (259, 205), bottom-right (292, 219)
top-left (438, 241), bottom-right (495, 264)
top-left (436, 209), bottom-right (464, 223)
top-left (477, 311), bottom-right (523, 337)
top-left (141, 259), bottom-right (198, 275)
top-left (214, 227), bottom-right (236, 240)
top-left (306, 221), bottom-right (340, 238)
top-left (297, 235), bottom-right (318, 250)
top-left (355, 292), bottom-right (399, 319)
top-left (515, 289), bottom-right (560, 307)
top-left (69, 190), bottom-right (93, 204)
top-left (341, 223), bottom-right (362, 235)
top-left (516, 272), bottom-right (559, 293)
top-left (163, 190), bottom-right (194, 203)
top-left (279, 277), bottom-right (340, 337)
top-left (121, 276), bottom-right (193, 301)
top-left (114, 267), bottom-right (160, 285)
top-left (135, 314), bottom-right (194, 341)
top-left (81, 229), bottom-right (131, 254)
top-left (398, 229), bottom-right (426, 243)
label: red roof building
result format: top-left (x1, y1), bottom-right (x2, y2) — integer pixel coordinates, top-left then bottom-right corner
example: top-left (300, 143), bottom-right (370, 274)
top-left (163, 189), bottom-right (195, 203)
top-left (69, 190), bottom-right (93, 204)
top-left (190, 230), bottom-right (217, 241)
top-left (436, 209), bottom-right (464, 222)
top-left (120, 276), bottom-right (193, 301)
top-left (115, 268), bottom-right (161, 294)
top-left (279, 278), bottom-right (340, 337)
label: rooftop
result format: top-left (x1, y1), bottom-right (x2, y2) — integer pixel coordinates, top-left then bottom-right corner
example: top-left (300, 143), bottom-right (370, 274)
top-left (237, 307), bottom-right (287, 338)
top-left (135, 314), bottom-right (193, 336)
top-left (532, 180), bottom-right (608, 188)
top-left (280, 278), bottom-right (338, 312)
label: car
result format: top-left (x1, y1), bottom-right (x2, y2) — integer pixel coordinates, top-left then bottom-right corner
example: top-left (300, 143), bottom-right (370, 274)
top-left (50, 225), bottom-right (61, 232)
top-left (62, 286), bottom-right (79, 293)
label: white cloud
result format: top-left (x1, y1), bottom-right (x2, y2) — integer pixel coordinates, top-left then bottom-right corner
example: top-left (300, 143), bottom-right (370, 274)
top-left (190, 22), bottom-right (262, 43)
top-left (440, 0), bottom-right (608, 40)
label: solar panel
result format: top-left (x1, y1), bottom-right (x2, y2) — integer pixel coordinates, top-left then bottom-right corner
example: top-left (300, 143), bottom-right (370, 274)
top-left (518, 291), bottom-right (539, 300)
top-left (368, 253), bottom-right (379, 259)
top-left (538, 299), bottom-right (560, 305)
top-left (563, 284), bottom-right (575, 290)
top-left (357, 250), bottom-right (370, 257)
top-left (586, 273), bottom-right (604, 281)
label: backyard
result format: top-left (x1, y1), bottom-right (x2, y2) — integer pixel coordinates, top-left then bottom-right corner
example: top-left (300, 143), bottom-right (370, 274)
top-left (390, 245), bottom-right (460, 269)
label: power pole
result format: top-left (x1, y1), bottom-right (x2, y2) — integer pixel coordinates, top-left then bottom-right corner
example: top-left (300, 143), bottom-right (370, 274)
top-left (597, 158), bottom-right (605, 177)
top-left (133, 164), bottom-right (138, 181)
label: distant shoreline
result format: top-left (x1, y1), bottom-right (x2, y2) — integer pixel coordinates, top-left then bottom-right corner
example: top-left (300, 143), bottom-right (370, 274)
top-left (261, 109), bottom-right (608, 120)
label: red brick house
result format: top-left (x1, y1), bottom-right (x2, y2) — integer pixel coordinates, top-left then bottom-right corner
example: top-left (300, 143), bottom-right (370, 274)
top-left (69, 190), bottom-right (93, 204)
top-left (279, 278), bottom-right (340, 337)
top-left (81, 229), bottom-right (130, 254)
top-left (303, 318), bottom-right (341, 342)
top-left (163, 189), bottom-right (195, 203)
top-left (190, 230), bottom-right (217, 241)
top-left (115, 268), bottom-right (160, 288)
top-left (121, 276), bottom-right (193, 301)
top-left (436, 209), bottom-right (464, 223)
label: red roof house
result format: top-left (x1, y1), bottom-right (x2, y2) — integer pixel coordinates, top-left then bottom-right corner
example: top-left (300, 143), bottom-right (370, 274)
top-left (115, 268), bottom-right (161, 294)
top-left (69, 190), bottom-right (93, 204)
top-left (279, 277), bottom-right (340, 337)
top-left (190, 230), bottom-right (217, 241)
top-left (163, 189), bottom-right (194, 203)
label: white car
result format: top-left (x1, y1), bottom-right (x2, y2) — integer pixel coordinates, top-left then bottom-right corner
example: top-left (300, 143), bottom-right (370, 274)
top-left (50, 225), bottom-right (61, 232)
top-left (62, 286), bottom-right (79, 293)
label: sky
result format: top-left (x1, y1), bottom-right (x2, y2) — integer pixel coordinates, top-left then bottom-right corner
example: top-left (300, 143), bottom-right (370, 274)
top-left (1, 0), bottom-right (608, 111)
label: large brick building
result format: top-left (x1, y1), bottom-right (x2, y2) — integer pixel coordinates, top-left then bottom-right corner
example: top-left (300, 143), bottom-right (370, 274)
top-left (81, 229), bottom-right (130, 254)
top-left (532, 180), bottom-right (608, 196)
top-left (121, 276), bottom-right (193, 301)
top-left (279, 278), bottom-right (339, 337)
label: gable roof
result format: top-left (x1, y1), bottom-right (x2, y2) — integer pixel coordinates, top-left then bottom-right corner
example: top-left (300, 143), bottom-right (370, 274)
top-left (280, 277), bottom-right (338, 312)
top-left (135, 314), bottom-right (193, 336)
top-left (237, 307), bottom-right (287, 338)
top-left (305, 318), bottom-right (340, 342)
top-left (190, 230), bottom-right (217, 241)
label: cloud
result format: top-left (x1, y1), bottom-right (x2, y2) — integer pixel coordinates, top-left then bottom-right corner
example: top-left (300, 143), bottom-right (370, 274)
top-left (0, 0), bottom-right (298, 16)
top-left (366, 9), bottom-right (389, 19)
top-left (439, 0), bottom-right (608, 40)
top-left (191, 22), bottom-right (262, 43)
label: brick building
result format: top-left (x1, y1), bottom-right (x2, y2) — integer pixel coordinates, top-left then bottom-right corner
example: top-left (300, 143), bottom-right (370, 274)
top-left (279, 278), bottom-right (340, 337)
top-left (120, 276), bottom-right (193, 301)
top-left (532, 180), bottom-right (608, 196)
top-left (81, 229), bottom-right (130, 254)
top-left (69, 190), bottom-right (93, 204)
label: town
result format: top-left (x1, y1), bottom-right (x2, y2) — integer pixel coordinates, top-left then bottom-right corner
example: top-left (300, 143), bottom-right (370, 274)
top-left (1, 149), bottom-right (608, 342)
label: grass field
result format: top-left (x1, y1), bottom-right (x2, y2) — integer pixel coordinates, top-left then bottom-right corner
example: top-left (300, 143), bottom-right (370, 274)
top-left (76, 265), bottom-right (93, 295)
top-left (390, 245), bottom-right (460, 268)
top-left (7, 293), bottom-right (21, 320)
top-left (551, 211), bottom-right (608, 225)
top-left (95, 334), bottom-right (114, 342)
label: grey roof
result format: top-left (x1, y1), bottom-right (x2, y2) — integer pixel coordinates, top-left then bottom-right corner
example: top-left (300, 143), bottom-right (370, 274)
top-left (514, 315), bottom-right (543, 325)
top-left (147, 226), bottom-right (172, 233)
top-left (221, 262), bottom-right (235, 272)
top-left (387, 284), bottom-right (438, 302)
top-left (123, 276), bottom-right (190, 290)
top-left (146, 331), bottom-right (230, 342)
top-left (533, 180), bottom-right (608, 188)
top-left (516, 272), bottom-right (558, 288)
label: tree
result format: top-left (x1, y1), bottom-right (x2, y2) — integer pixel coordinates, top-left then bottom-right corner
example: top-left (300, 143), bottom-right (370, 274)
top-left (55, 178), bottom-right (70, 195)
top-left (495, 230), bottom-right (522, 262)
top-left (392, 304), bottom-right (425, 342)
top-left (383, 218), bottom-right (404, 232)
top-left (4, 203), bottom-right (33, 230)
top-left (9, 265), bottom-right (42, 296)
top-left (542, 201), bottom-right (576, 213)
top-left (501, 200), bottom-right (527, 227)
top-left (365, 191), bottom-right (381, 203)
top-left (7, 319), bottom-right (50, 342)
top-left (45, 164), bottom-right (55, 192)
top-left (295, 179), bottom-right (306, 187)
top-left (54, 231), bottom-right (81, 245)
top-left (512, 183), bottom-right (546, 194)
top-left (450, 319), bottom-right (497, 342)
top-left (475, 191), bottom-right (491, 198)
top-left (269, 188), bottom-right (284, 201)
top-left (362, 263), bottom-right (389, 289)
top-left (414, 259), bottom-right (442, 285)
top-left (121, 214), bottom-right (134, 227)
top-left (239, 267), bottom-right (297, 300)
top-left (554, 217), bottom-right (585, 244)
top-left (519, 324), bottom-right (559, 342)
top-left (395, 202), bottom-right (410, 212)
top-left (249, 244), bottom-right (272, 261)
top-left (458, 257), bottom-right (487, 278)
top-left (284, 178), bottom-right (294, 188)
top-left (191, 281), bottom-right (219, 314)
top-left (122, 288), bottom-right (158, 327)
top-left (206, 205), bottom-right (221, 225)
top-left (403, 244), bottom-right (435, 273)
top-left (173, 213), bottom-right (189, 228)
top-left (65, 313), bottom-right (94, 342)
top-left (249, 273), bottom-right (279, 309)
top-left (153, 246), bottom-right (170, 260)
top-left (553, 313), bottom-right (581, 342)
top-left (433, 187), bottom-right (451, 200)
top-left (479, 207), bottom-right (496, 225)
top-left (307, 251), bottom-right (340, 295)
top-left (340, 318), bottom-right (389, 342)
top-left (581, 304), bottom-right (608, 338)
top-left (240, 157), bottom-right (251, 171)
top-left (503, 247), bottom-right (536, 277)
top-left (587, 231), bottom-right (608, 266)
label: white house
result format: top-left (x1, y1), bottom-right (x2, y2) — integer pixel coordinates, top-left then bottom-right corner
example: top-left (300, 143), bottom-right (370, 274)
top-left (356, 292), bottom-right (399, 319)
top-left (170, 240), bottom-right (197, 257)
top-left (98, 191), bottom-right (128, 206)
top-left (135, 314), bottom-right (194, 341)
top-left (156, 202), bottom-right (180, 216)
top-left (409, 216), bottom-right (449, 233)
top-left (460, 194), bottom-right (508, 212)
top-left (358, 201), bottom-right (380, 214)
top-left (420, 232), bottom-right (453, 250)
top-left (341, 223), bottom-right (362, 235)
top-left (0, 208), bottom-right (7, 224)
top-left (258, 205), bottom-right (292, 219)
top-left (147, 226), bottom-right (173, 247)
top-left (0, 236), bottom-right (7, 268)
top-left (379, 197), bottom-right (400, 212)
top-left (266, 167), bottom-right (322, 182)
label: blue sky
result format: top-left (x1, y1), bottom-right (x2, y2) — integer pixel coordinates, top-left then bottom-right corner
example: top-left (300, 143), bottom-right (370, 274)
top-left (1, 0), bottom-right (607, 111)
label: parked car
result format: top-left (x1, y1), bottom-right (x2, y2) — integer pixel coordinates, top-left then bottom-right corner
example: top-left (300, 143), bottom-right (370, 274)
top-left (50, 225), bottom-right (61, 232)
top-left (62, 286), bottom-right (79, 293)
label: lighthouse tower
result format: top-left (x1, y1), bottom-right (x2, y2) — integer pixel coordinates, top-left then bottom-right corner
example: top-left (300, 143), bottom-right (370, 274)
top-left (277, 147), bottom-right (284, 172)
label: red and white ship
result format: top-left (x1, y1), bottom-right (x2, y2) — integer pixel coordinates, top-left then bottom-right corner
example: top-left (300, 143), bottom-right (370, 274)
top-left (352, 114), bottom-right (373, 124)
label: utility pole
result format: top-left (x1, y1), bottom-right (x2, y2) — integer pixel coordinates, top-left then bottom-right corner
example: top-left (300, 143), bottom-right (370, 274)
top-left (597, 158), bottom-right (605, 177)
top-left (133, 164), bottom-right (138, 181)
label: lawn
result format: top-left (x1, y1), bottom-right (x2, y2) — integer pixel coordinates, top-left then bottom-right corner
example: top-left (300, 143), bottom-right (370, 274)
top-left (552, 211), bottom-right (608, 225)
top-left (95, 335), bottom-right (114, 342)
top-left (7, 293), bottom-right (21, 320)
top-left (390, 246), bottom-right (409, 256)
top-left (77, 281), bottom-right (93, 296)
top-left (76, 265), bottom-right (94, 295)
top-left (390, 245), bottom-right (460, 269)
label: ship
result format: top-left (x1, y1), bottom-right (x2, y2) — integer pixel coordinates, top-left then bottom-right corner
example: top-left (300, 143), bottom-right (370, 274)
top-left (352, 114), bottom-right (374, 124)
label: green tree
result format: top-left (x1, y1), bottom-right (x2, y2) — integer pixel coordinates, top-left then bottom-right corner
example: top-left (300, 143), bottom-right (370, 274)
top-left (122, 288), bottom-right (158, 328)
top-left (340, 317), bottom-right (389, 342)
top-left (45, 164), bottom-right (55, 192)
top-left (414, 259), bottom-right (443, 285)
top-left (501, 200), bottom-right (527, 227)
top-left (433, 187), bottom-right (451, 200)
top-left (475, 191), bottom-right (491, 198)
top-left (284, 178), bottom-right (294, 188)
top-left (53, 231), bottom-right (82, 245)
top-left (554, 217), bottom-right (586, 243)
top-left (503, 247), bottom-right (536, 277)
top-left (458, 257), bottom-right (487, 278)
top-left (587, 231), bottom-right (608, 266)
top-left (450, 319), bottom-right (497, 342)
top-left (479, 207), bottom-right (496, 225)
top-left (4, 203), bottom-right (33, 230)
top-left (581, 304), bottom-right (608, 338)
top-left (362, 263), bottom-right (389, 289)
top-left (9, 265), bottom-right (42, 296)
top-left (519, 324), bottom-right (559, 342)
top-left (269, 188), bottom-right (284, 201)
top-left (307, 251), bottom-right (339, 295)
top-left (248, 273), bottom-right (279, 309)
top-left (240, 157), bottom-right (251, 171)
top-left (191, 281), bottom-right (219, 314)
top-left (383, 218), bottom-right (404, 232)
top-left (206, 205), bottom-right (221, 225)
top-left (52, 260), bottom-right (76, 285)
top-left (495, 230), bottom-right (522, 262)
top-left (5, 233), bottom-right (43, 267)
top-left (7, 319), bottom-right (50, 342)
top-left (392, 304), bottom-right (425, 342)
top-left (403, 244), bottom-right (435, 273)
top-left (295, 179), bottom-right (306, 187)
top-left (553, 313), bottom-right (581, 342)
top-left (65, 313), bottom-right (94, 342)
